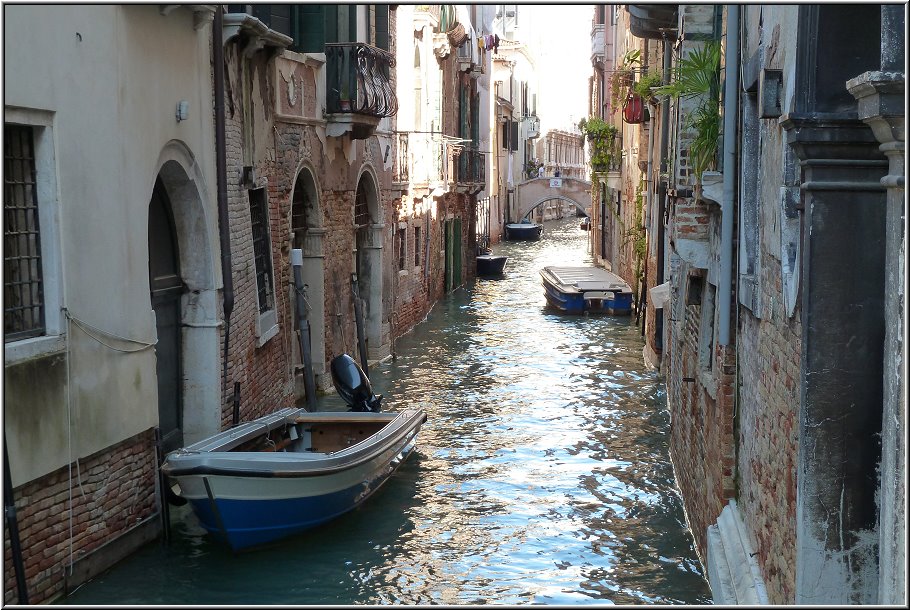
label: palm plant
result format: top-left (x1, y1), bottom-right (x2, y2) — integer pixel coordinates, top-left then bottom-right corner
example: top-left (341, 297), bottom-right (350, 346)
top-left (653, 41), bottom-right (722, 182)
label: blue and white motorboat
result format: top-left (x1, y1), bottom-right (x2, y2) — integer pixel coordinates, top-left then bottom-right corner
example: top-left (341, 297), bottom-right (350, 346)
top-left (540, 266), bottom-right (633, 315)
top-left (161, 355), bottom-right (426, 551)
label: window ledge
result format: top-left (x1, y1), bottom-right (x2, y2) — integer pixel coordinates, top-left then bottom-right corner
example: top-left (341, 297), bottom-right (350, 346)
top-left (257, 322), bottom-right (279, 348)
top-left (4, 334), bottom-right (66, 366)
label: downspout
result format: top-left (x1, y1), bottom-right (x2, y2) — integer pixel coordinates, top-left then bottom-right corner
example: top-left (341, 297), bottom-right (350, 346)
top-left (718, 5), bottom-right (739, 346)
top-left (213, 7), bottom-right (235, 397)
top-left (656, 33), bottom-right (672, 351)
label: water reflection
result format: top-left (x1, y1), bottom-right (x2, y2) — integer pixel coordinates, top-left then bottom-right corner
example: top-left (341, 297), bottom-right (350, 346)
top-left (63, 217), bottom-right (711, 605)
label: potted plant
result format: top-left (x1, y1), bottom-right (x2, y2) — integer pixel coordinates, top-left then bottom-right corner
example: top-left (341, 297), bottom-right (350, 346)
top-left (633, 72), bottom-right (663, 105)
top-left (653, 41), bottom-right (722, 185)
top-left (609, 49), bottom-right (641, 113)
top-left (339, 88), bottom-right (352, 112)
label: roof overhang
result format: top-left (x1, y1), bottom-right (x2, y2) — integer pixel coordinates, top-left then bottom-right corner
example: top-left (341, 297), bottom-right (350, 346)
top-left (627, 5), bottom-right (678, 39)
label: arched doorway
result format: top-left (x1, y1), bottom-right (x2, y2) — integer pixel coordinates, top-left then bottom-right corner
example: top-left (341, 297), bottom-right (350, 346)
top-left (148, 177), bottom-right (183, 453)
top-left (151, 145), bottom-right (220, 447)
top-left (353, 170), bottom-right (385, 360)
top-left (290, 167), bottom-right (327, 392)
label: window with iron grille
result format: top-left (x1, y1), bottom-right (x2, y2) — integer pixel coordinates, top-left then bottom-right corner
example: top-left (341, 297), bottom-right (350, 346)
top-left (414, 226), bottom-right (421, 267)
top-left (397, 228), bottom-right (406, 270)
top-left (354, 187), bottom-right (371, 229)
top-left (248, 188), bottom-right (274, 314)
top-left (4, 125), bottom-right (45, 341)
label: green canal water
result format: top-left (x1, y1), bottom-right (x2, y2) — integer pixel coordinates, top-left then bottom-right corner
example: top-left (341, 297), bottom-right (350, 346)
top-left (63, 216), bottom-right (712, 605)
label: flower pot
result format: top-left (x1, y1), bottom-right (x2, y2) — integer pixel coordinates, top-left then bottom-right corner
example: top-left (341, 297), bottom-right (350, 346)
top-left (622, 93), bottom-right (650, 124)
top-left (340, 100), bottom-right (352, 112)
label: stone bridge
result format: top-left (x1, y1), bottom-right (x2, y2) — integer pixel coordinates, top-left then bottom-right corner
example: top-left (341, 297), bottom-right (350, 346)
top-left (513, 176), bottom-right (592, 221)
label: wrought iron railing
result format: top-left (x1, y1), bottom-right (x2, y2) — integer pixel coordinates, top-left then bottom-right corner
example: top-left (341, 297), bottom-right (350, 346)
top-left (325, 43), bottom-right (398, 118)
top-left (456, 146), bottom-right (485, 184)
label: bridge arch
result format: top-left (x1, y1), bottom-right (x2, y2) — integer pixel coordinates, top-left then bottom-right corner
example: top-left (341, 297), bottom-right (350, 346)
top-left (513, 176), bottom-right (591, 221)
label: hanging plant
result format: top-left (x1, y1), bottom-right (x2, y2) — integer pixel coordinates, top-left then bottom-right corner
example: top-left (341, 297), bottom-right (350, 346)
top-left (609, 49), bottom-right (642, 114)
top-left (582, 116), bottom-right (620, 173)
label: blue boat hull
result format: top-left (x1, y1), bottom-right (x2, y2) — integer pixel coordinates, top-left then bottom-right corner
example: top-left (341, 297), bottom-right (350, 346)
top-left (477, 255), bottom-right (508, 276)
top-left (185, 438), bottom-right (417, 550)
top-left (162, 408), bottom-right (426, 551)
top-left (505, 223), bottom-right (542, 241)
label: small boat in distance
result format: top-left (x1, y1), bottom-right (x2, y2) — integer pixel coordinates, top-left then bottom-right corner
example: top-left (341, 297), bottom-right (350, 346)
top-left (540, 266), bottom-right (633, 315)
top-left (505, 221), bottom-right (543, 241)
top-left (476, 247), bottom-right (508, 276)
top-left (161, 355), bottom-right (426, 551)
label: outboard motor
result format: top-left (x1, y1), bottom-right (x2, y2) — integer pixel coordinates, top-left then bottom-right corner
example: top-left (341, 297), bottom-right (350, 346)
top-left (330, 354), bottom-right (383, 412)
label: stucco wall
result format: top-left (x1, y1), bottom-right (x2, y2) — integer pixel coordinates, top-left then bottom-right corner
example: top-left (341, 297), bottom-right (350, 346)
top-left (3, 4), bottom-right (217, 482)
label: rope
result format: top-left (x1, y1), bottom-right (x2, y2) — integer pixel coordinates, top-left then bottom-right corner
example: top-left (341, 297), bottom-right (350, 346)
top-left (64, 309), bottom-right (157, 353)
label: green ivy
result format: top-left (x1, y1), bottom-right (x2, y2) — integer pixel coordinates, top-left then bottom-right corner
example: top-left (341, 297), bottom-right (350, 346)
top-left (582, 116), bottom-right (620, 174)
top-left (623, 178), bottom-right (647, 299)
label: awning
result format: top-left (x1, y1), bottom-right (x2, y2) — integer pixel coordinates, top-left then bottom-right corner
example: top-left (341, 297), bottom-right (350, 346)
top-left (627, 5), bottom-right (678, 39)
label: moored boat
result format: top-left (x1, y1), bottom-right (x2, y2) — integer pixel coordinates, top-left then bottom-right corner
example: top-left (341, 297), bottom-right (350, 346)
top-left (540, 266), bottom-right (633, 315)
top-left (477, 248), bottom-right (508, 276)
top-left (161, 355), bottom-right (426, 551)
top-left (504, 222), bottom-right (543, 241)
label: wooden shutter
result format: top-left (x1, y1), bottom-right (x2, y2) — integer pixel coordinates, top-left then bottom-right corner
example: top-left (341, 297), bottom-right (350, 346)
top-left (510, 120), bottom-right (519, 151)
top-left (296, 4), bottom-right (326, 52)
top-left (375, 5), bottom-right (390, 50)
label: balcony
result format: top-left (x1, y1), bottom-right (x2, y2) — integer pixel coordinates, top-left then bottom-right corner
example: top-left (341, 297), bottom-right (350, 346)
top-left (456, 146), bottom-right (485, 194)
top-left (404, 133), bottom-right (449, 192)
top-left (325, 42), bottom-right (398, 139)
top-left (392, 132), bottom-right (409, 195)
top-left (591, 23), bottom-right (605, 65)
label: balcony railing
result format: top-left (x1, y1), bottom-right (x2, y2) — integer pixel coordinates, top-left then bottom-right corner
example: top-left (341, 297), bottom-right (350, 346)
top-left (457, 146), bottom-right (485, 185)
top-left (407, 133), bottom-right (447, 185)
top-left (393, 132), bottom-right (409, 184)
top-left (325, 43), bottom-right (398, 118)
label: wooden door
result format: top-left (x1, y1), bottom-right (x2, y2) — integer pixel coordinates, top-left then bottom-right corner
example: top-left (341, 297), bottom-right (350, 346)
top-left (148, 178), bottom-right (183, 453)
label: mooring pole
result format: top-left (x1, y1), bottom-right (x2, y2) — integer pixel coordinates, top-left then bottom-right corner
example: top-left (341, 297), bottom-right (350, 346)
top-left (351, 273), bottom-right (370, 377)
top-left (292, 249), bottom-right (317, 410)
top-left (153, 428), bottom-right (171, 544)
top-left (4, 438), bottom-right (29, 604)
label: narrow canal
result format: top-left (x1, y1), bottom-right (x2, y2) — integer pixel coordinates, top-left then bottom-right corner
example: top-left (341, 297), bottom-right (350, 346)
top-left (63, 216), bottom-right (712, 605)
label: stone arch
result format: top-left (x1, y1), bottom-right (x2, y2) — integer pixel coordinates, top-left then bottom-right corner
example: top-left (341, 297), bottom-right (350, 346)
top-left (514, 176), bottom-right (592, 221)
top-left (288, 162), bottom-right (329, 390)
top-left (354, 165), bottom-right (386, 360)
top-left (152, 140), bottom-right (221, 444)
top-left (520, 195), bottom-right (590, 219)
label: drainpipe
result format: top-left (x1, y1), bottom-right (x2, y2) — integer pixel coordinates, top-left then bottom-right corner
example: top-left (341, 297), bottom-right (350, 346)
top-left (3, 439), bottom-right (28, 604)
top-left (213, 7), bottom-right (235, 395)
top-left (718, 5), bottom-right (739, 346)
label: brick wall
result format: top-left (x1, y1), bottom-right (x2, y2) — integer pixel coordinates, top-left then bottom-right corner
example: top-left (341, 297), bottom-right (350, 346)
top-left (4, 430), bottom-right (157, 605)
top-left (665, 190), bottom-right (736, 568)
top-left (736, 252), bottom-right (800, 604)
